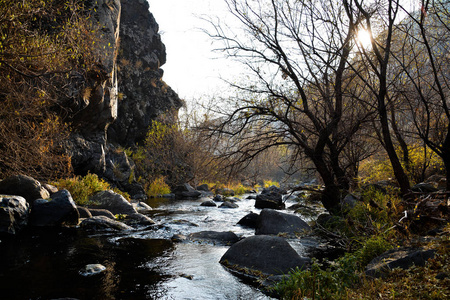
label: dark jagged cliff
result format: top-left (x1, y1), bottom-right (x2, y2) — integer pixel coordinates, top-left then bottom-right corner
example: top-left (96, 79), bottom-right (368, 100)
top-left (67, 0), bottom-right (182, 197)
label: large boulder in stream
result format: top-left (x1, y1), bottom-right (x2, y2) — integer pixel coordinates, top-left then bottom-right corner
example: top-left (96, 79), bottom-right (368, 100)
top-left (29, 189), bottom-right (79, 227)
top-left (0, 174), bottom-right (49, 204)
top-left (0, 195), bottom-right (29, 235)
top-left (237, 212), bottom-right (259, 228)
top-left (256, 209), bottom-right (311, 237)
top-left (173, 183), bottom-right (201, 199)
top-left (220, 235), bottom-right (310, 276)
top-left (188, 231), bottom-right (239, 245)
top-left (255, 187), bottom-right (285, 210)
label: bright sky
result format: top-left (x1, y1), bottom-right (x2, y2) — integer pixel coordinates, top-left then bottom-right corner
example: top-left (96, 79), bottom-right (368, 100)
top-left (148, 0), bottom-right (235, 101)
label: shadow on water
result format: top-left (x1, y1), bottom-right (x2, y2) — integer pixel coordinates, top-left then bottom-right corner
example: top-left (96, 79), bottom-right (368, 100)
top-left (0, 227), bottom-right (174, 300)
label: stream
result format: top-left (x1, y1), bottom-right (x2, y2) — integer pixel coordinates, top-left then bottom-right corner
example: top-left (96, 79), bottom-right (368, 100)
top-left (0, 194), bottom-right (321, 300)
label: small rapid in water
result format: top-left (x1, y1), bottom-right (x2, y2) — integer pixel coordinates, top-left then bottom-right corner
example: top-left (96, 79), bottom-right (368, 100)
top-left (0, 194), bottom-right (322, 299)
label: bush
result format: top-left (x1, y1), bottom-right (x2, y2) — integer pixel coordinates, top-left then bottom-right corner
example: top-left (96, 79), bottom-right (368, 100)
top-left (275, 235), bottom-right (392, 299)
top-left (53, 173), bottom-right (130, 205)
top-left (0, 0), bottom-right (97, 181)
top-left (145, 176), bottom-right (171, 198)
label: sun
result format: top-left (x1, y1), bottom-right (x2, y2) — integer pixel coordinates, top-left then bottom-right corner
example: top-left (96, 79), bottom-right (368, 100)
top-left (357, 29), bottom-right (372, 48)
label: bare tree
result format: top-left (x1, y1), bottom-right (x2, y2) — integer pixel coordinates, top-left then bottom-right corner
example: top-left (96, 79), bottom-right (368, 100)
top-left (203, 0), bottom-right (376, 212)
top-left (389, 1), bottom-right (450, 187)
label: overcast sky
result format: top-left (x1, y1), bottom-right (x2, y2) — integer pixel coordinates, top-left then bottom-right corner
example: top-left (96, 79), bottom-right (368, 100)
top-left (148, 0), bottom-right (235, 101)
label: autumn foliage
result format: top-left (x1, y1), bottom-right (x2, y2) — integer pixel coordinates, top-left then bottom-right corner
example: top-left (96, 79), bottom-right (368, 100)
top-left (0, 0), bottom-right (96, 180)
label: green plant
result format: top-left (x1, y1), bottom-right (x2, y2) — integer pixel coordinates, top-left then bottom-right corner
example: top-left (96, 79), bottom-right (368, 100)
top-left (263, 180), bottom-right (280, 188)
top-left (145, 176), bottom-right (171, 198)
top-left (52, 173), bottom-right (130, 205)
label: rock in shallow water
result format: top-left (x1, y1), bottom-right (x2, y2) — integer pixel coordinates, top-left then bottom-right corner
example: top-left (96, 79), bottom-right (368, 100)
top-left (79, 264), bottom-right (107, 276)
top-left (220, 235), bottom-right (310, 276)
top-left (0, 195), bottom-right (29, 234)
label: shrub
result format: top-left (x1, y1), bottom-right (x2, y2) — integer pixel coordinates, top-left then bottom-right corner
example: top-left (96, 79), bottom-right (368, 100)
top-left (53, 173), bottom-right (130, 205)
top-left (145, 176), bottom-right (171, 198)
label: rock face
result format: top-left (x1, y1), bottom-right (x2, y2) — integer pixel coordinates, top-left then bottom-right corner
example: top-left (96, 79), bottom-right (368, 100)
top-left (65, 0), bottom-right (182, 199)
top-left (29, 189), bottom-right (79, 227)
top-left (108, 0), bottom-right (183, 146)
top-left (220, 235), bottom-right (310, 276)
top-left (255, 209), bottom-right (311, 237)
top-left (0, 196), bottom-right (29, 235)
top-left (0, 174), bottom-right (50, 204)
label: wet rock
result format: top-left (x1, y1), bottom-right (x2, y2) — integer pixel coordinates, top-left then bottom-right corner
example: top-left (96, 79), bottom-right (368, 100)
top-left (261, 185), bottom-right (286, 195)
top-left (220, 235), bottom-right (310, 276)
top-left (237, 212), bottom-right (259, 228)
top-left (246, 194), bottom-right (257, 200)
top-left (29, 190), bottom-right (79, 227)
top-left (200, 200), bottom-right (217, 207)
top-left (77, 206), bottom-right (92, 219)
top-left (0, 174), bottom-right (49, 204)
top-left (162, 193), bottom-right (176, 199)
top-left (125, 213), bottom-right (155, 226)
top-left (173, 183), bottom-right (201, 199)
top-left (365, 247), bottom-right (437, 278)
top-left (89, 190), bottom-right (136, 215)
top-left (131, 200), bottom-right (152, 212)
top-left (256, 209), bottom-right (311, 237)
top-left (171, 234), bottom-right (187, 243)
top-left (169, 219), bottom-right (199, 227)
top-left (188, 231), bottom-right (239, 245)
top-left (224, 197), bottom-right (240, 202)
top-left (213, 194), bottom-right (224, 202)
top-left (255, 191), bottom-right (285, 210)
top-left (0, 195), bottom-right (29, 235)
top-left (79, 264), bottom-right (107, 276)
top-left (42, 183), bottom-right (58, 195)
top-left (80, 216), bottom-right (133, 231)
top-left (219, 201), bottom-right (239, 209)
top-left (197, 184), bottom-right (210, 191)
top-left (88, 208), bottom-right (115, 219)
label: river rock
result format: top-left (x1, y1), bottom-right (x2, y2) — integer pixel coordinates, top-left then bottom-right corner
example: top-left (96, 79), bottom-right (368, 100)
top-left (0, 195), bottom-right (29, 234)
top-left (29, 189), bottom-right (79, 227)
top-left (88, 208), bottom-right (116, 219)
top-left (131, 200), bottom-right (152, 212)
top-left (77, 206), bottom-right (92, 219)
top-left (200, 200), bottom-right (217, 207)
top-left (0, 174), bottom-right (49, 204)
top-left (188, 231), bottom-right (239, 245)
top-left (255, 190), bottom-right (285, 210)
top-left (125, 213), bottom-right (155, 226)
top-left (197, 184), bottom-right (210, 191)
top-left (219, 201), bottom-right (239, 209)
top-left (213, 194), bottom-right (224, 202)
top-left (220, 235), bottom-right (310, 275)
top-left (256, 209), bottom-right (311, 237)
top-left (237, 212), bottom-right (259, 228)
top-left (365, 247), bottom-right (437, 278)
top-left (79, 264), bottom-right (107, 276)
top-left (89, 190), bottom-right (136, 215)
top-left (173, 183), bottom-right (201, 199)
top-left (80, 215), bottom-right (133, 231)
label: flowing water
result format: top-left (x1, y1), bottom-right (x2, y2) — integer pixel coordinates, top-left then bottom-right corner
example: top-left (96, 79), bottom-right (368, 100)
top-left (0, 194), bottom-right (320, 300)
